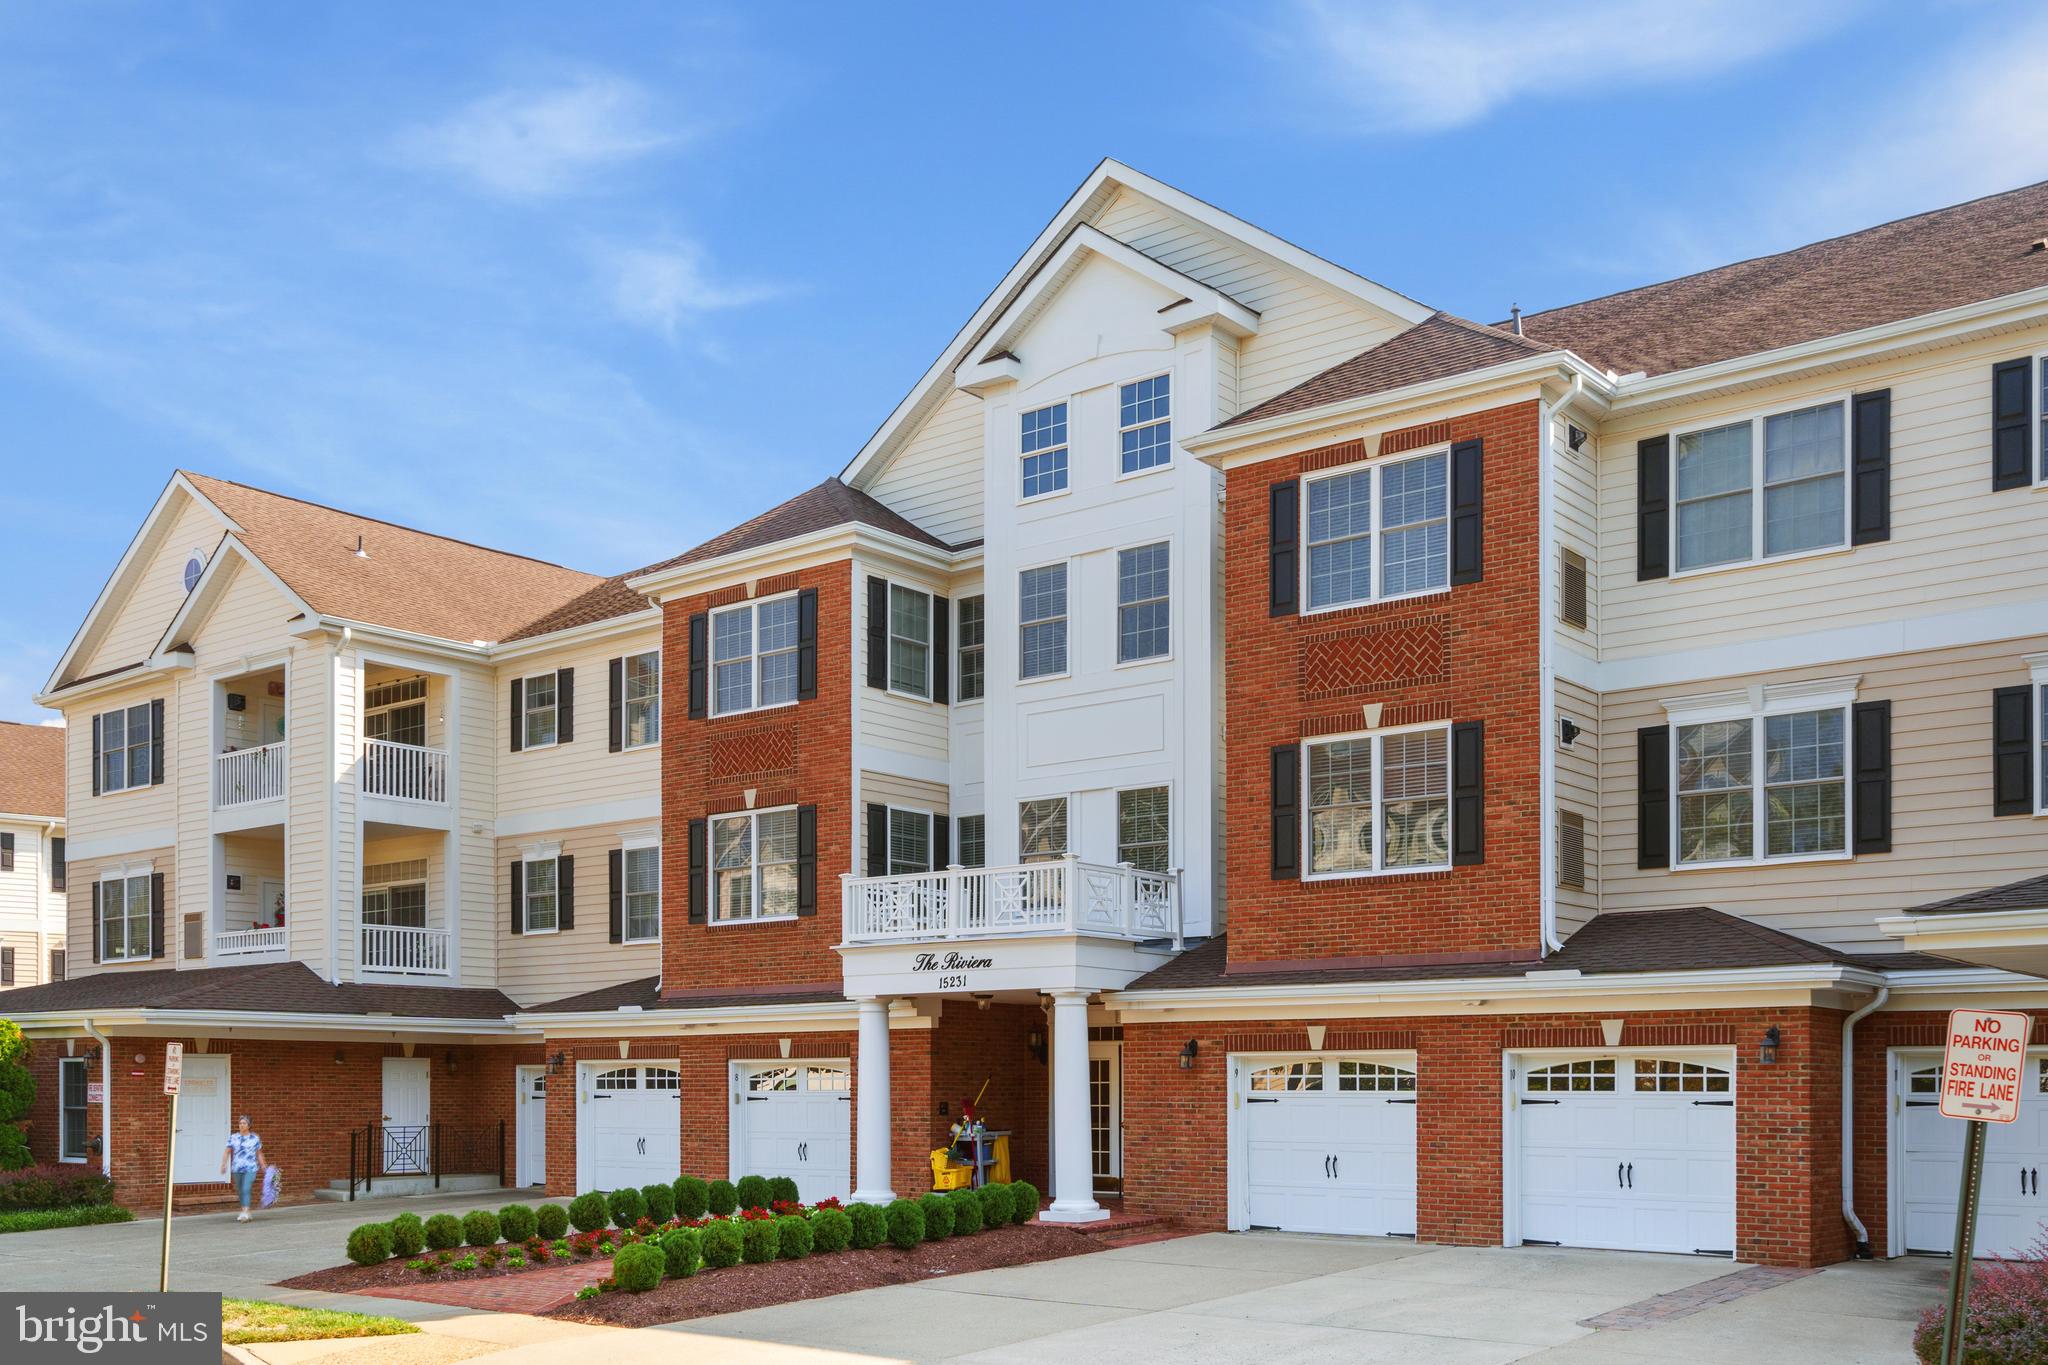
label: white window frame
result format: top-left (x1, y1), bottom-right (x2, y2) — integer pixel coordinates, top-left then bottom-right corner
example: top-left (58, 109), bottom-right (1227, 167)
top-left (956, 812), bottom-right (987, 869)
top-left (96, 701), bottom-right (155, 794)
top-left (1301, 449), bottom-right (1452, 616)
top-left (98, 866), bottom-right (153, 963)
top-left (1020, 401), bottom-right (1070, 502)
top-left (518, 673), bottom-right (559, 750)
top-left (2022, 653), bottom-right (2048, 815)
top-left (365, 674), bottom-right (429, 747)
top-left (710, 591), bottom-right (801, 718)
top-left (956, 596), bottom-right (985, 703)
top-left (1116, 372), bottom-right (1172, 478)
top-left (1668, 394), bottom-right (1853, 578)
top-left (58, 1056), bottom-right (88, 1162)
top-left (621, 835), bottom-right (661, 944)
top-left (1116, 540), bottom-right (1171, 665)
top-left (622, 650), bottom-right (661, 750)
top-left (885, 582), bottom-right (933, 700)
top-left (2028, 353), bottom-right (2047, 489)
top-left (362, 861), bottom-right (429, 929)
top-left (708, 805), bottom-right (800, 925)
top-left (522, 849), bottom-right (560, 935)
top-left (1018, 561), bottom-right (1069, 682)
top-left (1302, 722), bottom-right (1453, 880)
top-left (884, 806), bottom-right (935, 877)
top-left (1115, 783), bottom-right (1171, 873)
top-left (1664, 679), bottom-right (1857, 869)
top-left (1018, 796), bottom-right (1070, 864)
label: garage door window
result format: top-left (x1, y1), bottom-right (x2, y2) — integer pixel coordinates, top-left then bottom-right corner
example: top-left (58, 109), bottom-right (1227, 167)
top-left (595, 1067), bottom-right (636, 1092)
top-left (644, 1067), bottom-right (679, 1091)
top-left (808, 1065), bottom-right (849, 1091)
top-left (1249, 1061), bottom-right (1323, 1092)
top-left (1634, 1059), bottom-right (1731, 1093)
top-left (1337, 1061), bottom-right (1415, 1092)
top-left (1526, 1058), bottom-right (1615, 1092)
top-left (749, 1067), bottom-right (798, 1092)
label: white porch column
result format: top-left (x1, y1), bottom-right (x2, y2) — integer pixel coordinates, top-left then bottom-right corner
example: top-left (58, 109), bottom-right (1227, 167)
top-left (852, 997), bottom-right (895, 1205)
top-left (1042, 989), bottom-right (1107, 1223)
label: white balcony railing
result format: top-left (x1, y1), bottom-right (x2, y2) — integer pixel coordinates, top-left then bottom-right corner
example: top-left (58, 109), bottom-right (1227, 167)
top-left (843, 855), bottom-right (1181, 947)
top-left (214, 926), bottom-right (288, 958)
top-left (361, 924), bottom-right (450, 976)
top-left (213, 742), bottom-right (287, 808)
top-left (361, 739), bottom-right (447, 803)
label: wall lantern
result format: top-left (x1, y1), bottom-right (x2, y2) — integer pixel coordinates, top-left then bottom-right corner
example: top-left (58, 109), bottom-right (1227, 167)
top-left (1026, 1031), bottom-right (1047, 1066)
top-left (1179, 1039), bottom-right (1199, 1071)
top-left (82, 1044), bottom-right (101, 1065)
top-left (1758, 1026), bottom-right (1781, 1066)
top-left (333, 1049), bottom-right (345, 1066)
top-left (444, 1050), bottom-right (457, 1076)
top-left (547, 1051), bottom-right (567, 1075)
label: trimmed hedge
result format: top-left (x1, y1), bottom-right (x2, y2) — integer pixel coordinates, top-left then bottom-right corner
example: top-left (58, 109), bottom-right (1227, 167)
top-left (423, 1214), bottom-right (463, 1251)
top-left (641, 1183), bottom-right (676, 1225)
top-left (612, 1241), bottom-right (665, 1293)
top-left (767, 1175), bottom-right (800, 1207)
top-left (606, 1187), bottom-right (646, 1228)
top-left (535, 1203), bottom-right (569, 1240)
top-left (735, 1175), bottom-right (771, 1212)
top-left (707, 1180), bottom-right (738, 1216)
top-left (918, 1192), bottom-right (955, 1240)
top-left (461, 1210), bottom-right (500, 1247)
top-left (702, 1220), bottom-right (743, 1268)
top-left (497, 1205), bottom-right (537, 1245)
top-left (567, 1192), bottom-right (610, 1233)
top-left (885, 1198), bottom-right (925, 1250)
top-left (660, 1227), bottom-right (702, 1279)
top-left (1009, 1179), bottom-right (1039, 1224)
top-left (810, 1206), bottom-right (852, 1254)
top-left (777, 1213), bottom-right (814, 1259)
top-left (0, 1165), bottom-right (117, 1211)
top-left (673, 1175), bottom-right (709, 1221)
top-left (741, 1218), bottom-right (778, 1264)
top-left (387, 1212), bottom-right (425, 1258)
top-left (847, 1201), bottom-right (886, 1249)
top-left (977, 1182), bottom-right (1015, 1228)
top-left (346, 1223), bottom-right (392, 1267)
top-left (0, 1204), bottom-right (133, 1235)
top-left (948, 1188), bottom-right (983, 1235)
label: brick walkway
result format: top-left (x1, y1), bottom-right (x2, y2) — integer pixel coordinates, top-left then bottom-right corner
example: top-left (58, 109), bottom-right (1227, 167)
top-left (1579, 1265), bottom-right (1820, 1330)
top-left (354, 1257), bottom-right (611, 1314)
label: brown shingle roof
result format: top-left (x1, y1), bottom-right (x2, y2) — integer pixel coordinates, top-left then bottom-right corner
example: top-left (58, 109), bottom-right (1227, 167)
top-left (520, 976), bottom-right (847, 1014)
top-left (1908, 873), bottom-right (2048, 916)
top-left (500, 575), bottom-right (654, 643)
top-left (0, 961), bottom-right (517, 1019)
top-left (0, 722), bottom-right (64, 818)
top-left (1515, 180), bottom-right (2048, 377)
top-left (634, 478), bottom-right (951, 577)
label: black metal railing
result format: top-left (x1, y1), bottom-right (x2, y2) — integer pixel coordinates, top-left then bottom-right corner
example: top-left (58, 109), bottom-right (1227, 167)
top-left (347, 1120), bottom-right (505, 1200)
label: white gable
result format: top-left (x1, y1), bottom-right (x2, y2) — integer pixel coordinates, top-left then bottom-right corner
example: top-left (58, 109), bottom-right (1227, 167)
top-left (66, 481), bottom-right (234, 683)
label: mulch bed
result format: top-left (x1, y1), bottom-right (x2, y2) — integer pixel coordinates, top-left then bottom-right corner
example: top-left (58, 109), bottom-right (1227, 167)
top-left (279, 1252), bottom-right (612, 1294)
top-left (548, 1223), bottom-right (1104, 1327)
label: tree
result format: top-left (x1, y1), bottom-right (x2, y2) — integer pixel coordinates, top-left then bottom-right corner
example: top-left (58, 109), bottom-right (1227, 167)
top-left (0, 1019), bottom-right (34, 1170)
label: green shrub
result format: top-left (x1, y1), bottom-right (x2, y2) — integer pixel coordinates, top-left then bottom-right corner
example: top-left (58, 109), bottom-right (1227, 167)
top-left (918, 1192), bottom-right (955, 1240)
top-left (641, 1183), bottom-right (676, 1225)
top-left (0, 1205), bottom-right (133, 1235)
top-left (346, 1222), bottom-right (393, 1267)
top-left (776, 1213), bottom-right (814, 1259)
top-left (535, 1203), bottom-right (569, 1240)
top-left (606, 1187), bottom-right (646, 1228)
top-left (810, 1206), bottom-right (852, 1254)
top-left (423, 1214), bottom-right (463, 1251)
top-left (660, 1227), bottom-right (702, 1279)
top-left (948, 1188), bottom-right (983, 1235)
top-left (0, 1165), bottom-right (116, 1211)
top-left (0, 1021), bottom-right (33, 1172)
top-left (612, 1241), bottom-right (665, 1293)
top-left (847, 1201), bottom-right (886, 1249)
top-left (387, 1212), bottom-right (425, 1258)
top-left (673, 1175), bottom-right (709, 1221)
top-left (460, 1209), bottom-right (500, 1247)
top-left (707, 1179), bottom-right (738, 1216)
top-left (885, 1198), bottom-right (924, 1250)
top-left (734, 1175), bottom-right (771, 1211)
top-left (567, 1192), bottom-right (609, 1233)
top-left (767, 1175), bottom-right (800, 1207)
top-left (701, 1220), bottom-right (743, 1268)
top-left (741, 1218), bottom-right (778, 1264)
top-left (977, 1182), bottom-right (1015, 1228)
top-left (496, 1204), bottom-right (537, 1245)
top-left (1008, 1179), bottom-right (1039, 1224)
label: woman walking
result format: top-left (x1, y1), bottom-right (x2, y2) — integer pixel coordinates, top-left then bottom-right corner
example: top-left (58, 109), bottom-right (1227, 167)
top-left (219, 1115), bottom-right (268, 1222)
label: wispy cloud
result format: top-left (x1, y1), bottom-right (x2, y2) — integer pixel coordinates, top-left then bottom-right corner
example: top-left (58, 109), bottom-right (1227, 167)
top-left (1273, 0), bottom-right (1853, 134)
top-left (396, 74), bottom-right (680, 197)
top-left (599, 239), bottom-right (787, 339)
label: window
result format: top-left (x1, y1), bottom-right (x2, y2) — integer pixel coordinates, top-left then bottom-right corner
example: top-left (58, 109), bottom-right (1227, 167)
top-left (712, 595), bottom-right (800, 716)
top-left (750, 1066), bottom-right (799, 1092)
top-left (1304, 451), bottom-right (1448, 611)
top-left (98, 872), bottom-right (152, 962)
top-left (1673, 400), bottom-right (1846, 572)
top-left (1634, 1059), bottom-right (1731, 1094)
top-left (50, 836), bottom-right (64, 892)
top-left (59, 1058), bottom-right (87, 1161)
top-left (711, 807), bottom-right (798, 921)
top-left (956, 597), bottom-right (985, 701)
top-left (520, 673), bottom-right (558, 748)
top-left (1674, 704), bottom-right (1847, 865)
top-left (362, 881), bottom-right (427, 928)
top-left (1019, 797), bottom-right (1068, 863)
top-left (49, 948), bottom-right (64, 982)
top-left (888, 585), bottom-right (932, 698)
top-left (1305, 727), bottom-right (1450, 876)
top-left (623, 844), bottom-right (660, 942)
top-left (1117, 543), bottom-right (1170, 663)
top-left (887, 808), bottom-right (933, 876)
top-left (1118, 374), bottom-right (1171, 475)
top-left (622, 651), bottom-right (660, 748)
top-left (957, 814), bottom-right (986, 869)
top-left (1337, 1061), bottom-right (1415, 1092)
top-left (1021, 403), bottom-right (1069, 498)
top-left (1117, 786), bottom-right (1169, 872)
top-left (366, 674), bottom-right (428, 747)
top-left (1019, 564), bottom-right (1068, 679)
top-left (97, 703), bottom-right (154, 793)
top-left (1249, 1061), bottom-right (1322, 1092)
top-left (1526, 1058), bottom-right (1615, 1093)
top-left (523, 856), bottom-right (559, 933)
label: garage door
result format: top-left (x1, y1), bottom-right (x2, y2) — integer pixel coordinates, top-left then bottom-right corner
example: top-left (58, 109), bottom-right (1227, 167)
top-left (581, 1064), bottom-right (680, 1191)
top-left (1518, 1056), bottom-right (1735, 1256)
top-left (734, 1062), bottom-right (850, 1205)
top-left (1240, 1057), bottom-right (1416, 1237)
top-left (1900, 1057), bottom-right (2048, 1257)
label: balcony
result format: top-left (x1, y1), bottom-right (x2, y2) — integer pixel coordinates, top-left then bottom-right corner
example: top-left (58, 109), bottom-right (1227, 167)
top-left (214, 926), bottom-right (288, 960)
top-left (214, 742), bottom-right (287, 809)
top-left (361, 924), bottom-right (450, 976)
top-left (361, 739), bottom-right (448, 804)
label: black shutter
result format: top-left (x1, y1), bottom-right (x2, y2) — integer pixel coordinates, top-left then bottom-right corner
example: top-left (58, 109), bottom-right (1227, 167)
top-left (1268, 480), bottom-right (1299, 617)
top-left (1850, 389), bottom-right (1892, 545)
top-left (797, 588), bottom-right (819, 701)
top-left (1993, 358), bottom-right (2033, 491)
top-left (932, 594), bottom-right (949, 704)
top-left (688, 613), bottom-right (708, 719)
top-left (1449, 439), bottom-right (1484, 586)
top-left (933, 813), bottom-right (949, 868)
top-left (866, 804), bottom-right (888, 877)
top-left (1270, 745), bottom-right (1300, 879)
top-left (0, 833), bottom-right (12, 872)
top-left (555, 669), bottom-right (574, 744)
top-left (509, 861), bottom-right (524, 935)
top-left (48, 949), bottom-right (62, 982)
top-left (90, 715), bottom-right (102, 797)
top-left (687, 820), bottom-right (707, 924)
top-left (608, 849), bottom-right (623, 943)
top-left (1637, 725), bottom-right (1671, 868)
top-left (557, 854), bottom-right (574, 930)
top-left (1993, 685), bottom-right (2034, 815)
top-left (796, 805), bottom-right (818, 916)
top-left (509, 679), bottom-right (524, 752)
top-left (608, 658), bottom-right (623, 753)
top-left (1, 948), bottom-right (12, 986)
top-left (149, 698), bottom-right (164, 785)
top-left (91, 882), bottom-right (102, 964)
top-left (1852, 700), bottom-right (1893, 854)
top-left (50, 837), bottom-right (64, 892)
top-left (149, 872), bottom-right (165, 959)
top-left (1451, 721), bottom-right (1485, 864)
top-left (1637, 436), bottom-right (1670, 580)
top-left (866, 577), bottom-right (888, 689)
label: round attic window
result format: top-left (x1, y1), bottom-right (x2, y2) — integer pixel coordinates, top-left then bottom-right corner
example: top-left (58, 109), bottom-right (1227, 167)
top-left (182, 552), bottom-right (205, 593)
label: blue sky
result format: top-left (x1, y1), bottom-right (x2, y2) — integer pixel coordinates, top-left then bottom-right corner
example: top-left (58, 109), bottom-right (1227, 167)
top-left (3, 0), bottom-right (2045, 721)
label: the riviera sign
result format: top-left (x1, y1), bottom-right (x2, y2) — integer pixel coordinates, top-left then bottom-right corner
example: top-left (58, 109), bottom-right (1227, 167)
top-left (911, 951), bottom-right (995, 973)
top-left (1939, 1008), bottom-right (2031, 1124)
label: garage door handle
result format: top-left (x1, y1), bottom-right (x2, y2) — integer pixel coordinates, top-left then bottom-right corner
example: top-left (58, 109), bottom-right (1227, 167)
top-left (1247, 1097), bottom-right (1278, 1104)
top-left (1522, 1099), bottom-right (1560, 1106)
top-left (1324, 1155), bottom-right (1332, 1178)
top-left (1617, 1162), bottom-right (1624, 1189)
top-left (1627, 1163), bottom-right (1633, 1189)
top-left (1388, 1098), bottom-right (1417, 1105)
top-left (1692, 1100), bottom-right (1733, 1107)
top-left (1331, 1156), bottom-right (1338, 1178)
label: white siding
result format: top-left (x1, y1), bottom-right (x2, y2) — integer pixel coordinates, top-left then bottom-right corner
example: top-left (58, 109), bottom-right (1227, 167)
top-left (495, 821), bottom-right (661, 1007)
top-left (0, 820), bottom-right (63, 987)
top-left (495, 627), bottom-right (663, 820)
top-left (857, 772), bottom-right (951, 874)
top-left (865, 388), bottom-right (985, 546)
top-left (1555, 678), bottom-right (1600, 937)
top-left (78, 493), bottom-right (228, 679)
top-left (855, 559), bottom-right (952, 766)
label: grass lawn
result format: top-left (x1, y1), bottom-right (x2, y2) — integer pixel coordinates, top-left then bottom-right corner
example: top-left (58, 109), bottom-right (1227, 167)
top-left (0, 1204), bottom-right (134, 1234)
top-left (222, 1299), bottom-right (420, 1345)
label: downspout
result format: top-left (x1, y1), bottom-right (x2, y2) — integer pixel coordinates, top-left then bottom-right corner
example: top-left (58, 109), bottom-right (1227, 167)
top-left (81, 1017), bottom-right (112, 1177)
top-left (1842, 983), bottom-right (1889, 1258)
top-left (328, 627), bottom-right (350, 985)
top-left (1535, 375), bottom-right (1585, 956)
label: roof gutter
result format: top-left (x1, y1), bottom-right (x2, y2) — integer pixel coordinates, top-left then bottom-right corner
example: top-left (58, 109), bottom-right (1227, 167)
top-left (627, 523), bottom-right (960, 601)
top-left (515, 999), bottom-right (858, 1035)
top-left (488, 607), bottom-right (664, 662)
top-left (6, 1007), bottom-right (536, 1037)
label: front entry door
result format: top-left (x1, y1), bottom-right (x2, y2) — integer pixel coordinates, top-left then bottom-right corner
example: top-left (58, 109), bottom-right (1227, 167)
top-left (381, 1057), bottom-right (431, 1174)
top-left (1089, 1042), bottom-right (1123, 1191)
top-left (172, 1055), bottom-right (231, 1184)
top-left (516, 1066), bottom-right (547, 1187)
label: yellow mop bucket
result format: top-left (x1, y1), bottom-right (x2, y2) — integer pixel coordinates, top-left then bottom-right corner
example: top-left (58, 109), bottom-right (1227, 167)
top-left (929, 1149), bottom-right (971, 1191)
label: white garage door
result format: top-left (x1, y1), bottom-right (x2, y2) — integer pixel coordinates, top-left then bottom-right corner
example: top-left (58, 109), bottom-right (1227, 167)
top-left (1900, 1056), bottom-right (2048, 1257)
top-left (1518, 1056), bottom-right (1735, 1257)
top-left (581, 1064), bottom-right (680, 1191)
top-left (1240, 1057), bottom-right (1417, 1237)
top-left (733, 1062), bottom-right (850, 1205)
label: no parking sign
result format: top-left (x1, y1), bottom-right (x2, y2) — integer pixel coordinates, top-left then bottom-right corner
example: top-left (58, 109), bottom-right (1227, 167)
top-left (1939, 1008), bottom-right (2031, 1124)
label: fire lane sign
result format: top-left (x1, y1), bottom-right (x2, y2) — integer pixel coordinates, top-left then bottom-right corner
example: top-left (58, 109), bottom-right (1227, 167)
top-left (161, 1042), bottom-right (183, 1097)
top-left (1939, 1008), bottom-right (2032, 1124)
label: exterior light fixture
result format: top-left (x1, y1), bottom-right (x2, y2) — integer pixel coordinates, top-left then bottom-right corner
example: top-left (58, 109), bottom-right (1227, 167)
top-left (333, 1049), bottom-right (345, 1066)
top-left (444, 1050), bottom-right (457, 1075)
top-left (973, 992), bottom-right (994, 1010)
top-left (1759, 1026), bottom-right (1781, 1065)
top-left (1027, 1031), bottom-right (1047, 1065)
top-left (547, 1051), bottom-right (567, 1075)
top-left (1179, 1039), bottom-right (1199, 1071)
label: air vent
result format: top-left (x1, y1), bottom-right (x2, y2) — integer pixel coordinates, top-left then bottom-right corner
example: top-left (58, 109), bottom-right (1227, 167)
top-left (1558, 811), bottom-right (1586, 890)
top-left (1561, 548), bottom-right (1589, 629)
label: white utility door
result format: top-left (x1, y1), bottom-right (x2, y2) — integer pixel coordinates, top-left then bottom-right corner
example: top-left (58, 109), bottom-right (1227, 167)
top-left (1517, 1056), bottom-right (1736, 1256)
top-left (381, 1057), bottom-right (431, 1175)
top-left (733, 1062), bottom-right (851, 1205)
top-left (1090, 1042), bottom-right (1123, 1190)
top-left (581, 1063), bottom-right (680, 1190)
top-left (1240, 1057), bottom-right (1417, 1237)
top-left (172, 1055), bottom-right (231, 1184)
top-left (516, 1066), bottom-right (547, 1187)
top-left (1899, 1056), bottom-right (2048, 1257)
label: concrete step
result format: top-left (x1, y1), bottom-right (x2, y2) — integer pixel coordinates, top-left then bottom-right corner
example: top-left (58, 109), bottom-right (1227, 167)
top-left (311, 1173), bottom-right (504, 1202)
